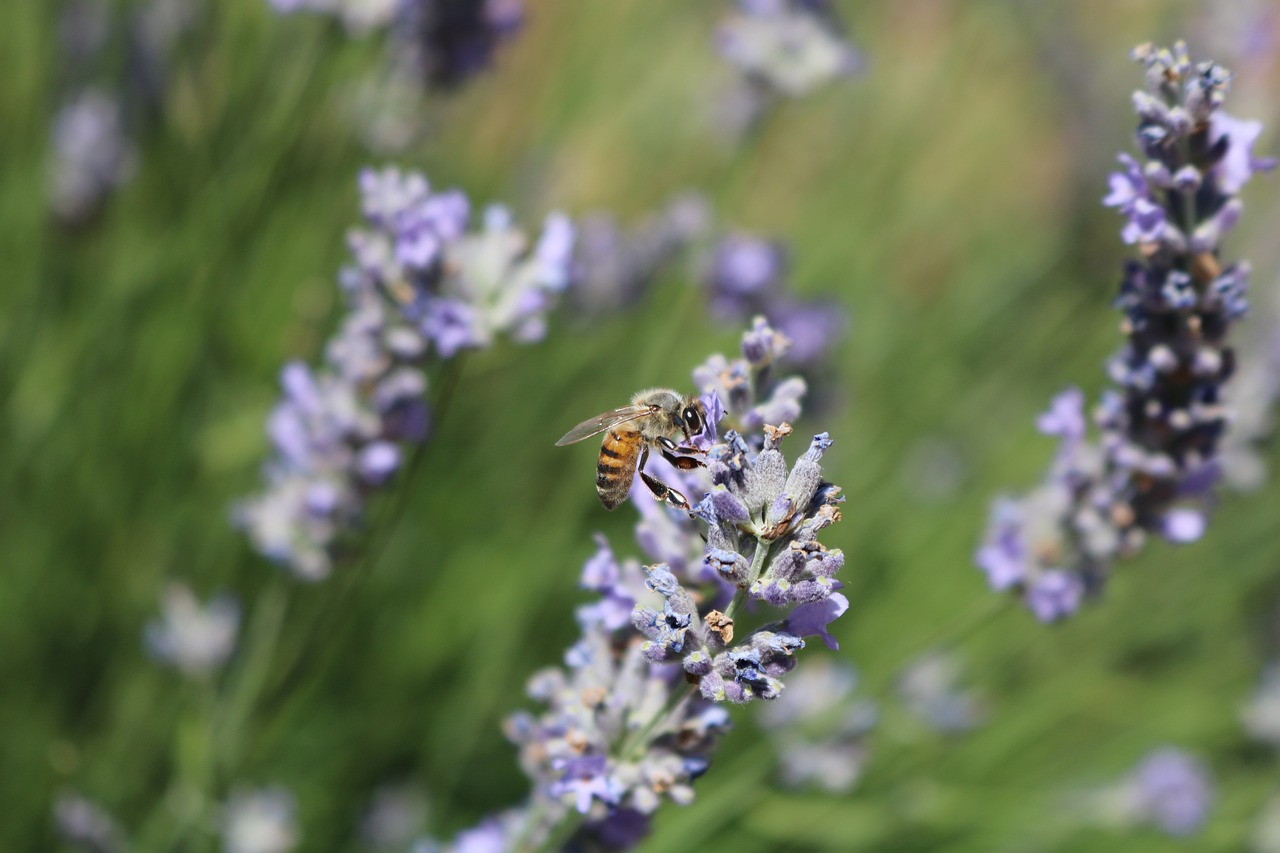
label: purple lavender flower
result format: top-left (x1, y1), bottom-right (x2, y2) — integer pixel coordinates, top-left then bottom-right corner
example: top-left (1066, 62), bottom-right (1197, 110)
top-left (236, 167), bottom-right (573, 579)
top-left (694, 316), bottom-right (810, 432)
top-left (389, 0), bottom-right (525, 89)
top-left (976, 42), bottom-right (1272, 621)
top-left (144, 583), bottom-right (240, 676)
top-left (572, 194), bottom-right (712, 317)
top-left (54, 793), bottom-right (127, 853)
top-left (702, 234), bottom-right (846, 364)
top-left (359, 783), bottom-right (428, 850)
top-left (1242, 664), bottom-right (1280, 747)
top-left (220, 787), bottom-right (299, 853)
top-left (455, 318), bottom-right (847, 849)
top-left (757, 659), bottom-right (876, 793)
top-left (1125, 748), bottom-right (1214, 837)
top-left (49, 90), bottom-right (137, 224)
top-left (715, 0), bottom-right (861, 99)
top-left (269, 0), bottom-right (522, 86)
top-left (896, 652), bottom-right (985, 734)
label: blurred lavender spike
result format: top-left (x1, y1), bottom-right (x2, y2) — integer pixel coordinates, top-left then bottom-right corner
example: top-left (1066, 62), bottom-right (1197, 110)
top-left (54, 793), bottom-right (128, 853)
top-left (220, 787), bottom-right (299, 853)
top-left (445, 318), bottom-right (849, 849)
top-left (712, 0), bottom-right (861, 135)
top-left (703, 232), bottom-right (847, 364)
top-left (975, 42), bottom-right (1274, 622)
top-left (144, 583), bottom-right (240, 676)
top-left (571, 193), bottom-right (712, 317)
top-left (267, 0), bottom-right (523, 85)
top-left (757, 659), bottom-right (877, 793)
top-left (716, 0), bottom-right (861, 98)
top-left (1123, 748), bottom-right (1214, 837)
top-left (235, 167), bottom-right (573, 580)
top-left (896, 651), bottom-right (985, 734)
top-left (49, 90), bottom-right (137, 225)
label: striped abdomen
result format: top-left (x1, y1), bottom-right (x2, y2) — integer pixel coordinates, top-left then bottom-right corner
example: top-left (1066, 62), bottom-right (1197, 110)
top-left (596, 429), bottom-right (644, 510)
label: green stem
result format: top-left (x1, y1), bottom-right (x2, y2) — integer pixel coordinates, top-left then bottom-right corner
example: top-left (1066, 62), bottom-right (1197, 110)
top-left (211, 576), bottom-right (289, 776)
top-left (722, 536), bottom-right (772, 625)
top-left (530, 805), bottom-right (585, 853)
top-left (133, 676), bottom-right (221, 853)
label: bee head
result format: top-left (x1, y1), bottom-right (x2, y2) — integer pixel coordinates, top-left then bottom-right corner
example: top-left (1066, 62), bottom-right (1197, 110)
top-left (676, 396), bottom-right (705, 440)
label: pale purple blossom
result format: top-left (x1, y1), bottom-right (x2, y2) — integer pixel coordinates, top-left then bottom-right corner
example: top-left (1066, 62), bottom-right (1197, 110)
top-left (144, 583), bottom-right (240, 676)
top-left (54, 793), bottom-right (127, 853)
top-left (716, 0), bottom-right (860, 99)
top-left (49, 90), bottom-right (136, 224)
top-left (1126, 749), bottom-right (1214, 837)
top-left (220, 787), bottom-right (298, 853)
top-left (896, 652), bottom-right (985, 734)
top-left (757, 659), bottom-right (876, 793)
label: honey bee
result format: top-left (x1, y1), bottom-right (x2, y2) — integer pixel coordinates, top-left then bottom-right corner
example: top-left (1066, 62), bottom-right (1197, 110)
top-left (556, 388), bottom-right (706, 511)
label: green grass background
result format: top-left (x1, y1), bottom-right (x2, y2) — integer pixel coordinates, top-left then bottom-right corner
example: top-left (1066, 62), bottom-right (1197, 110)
top-left (3, 0), bottom-right (1280, 850)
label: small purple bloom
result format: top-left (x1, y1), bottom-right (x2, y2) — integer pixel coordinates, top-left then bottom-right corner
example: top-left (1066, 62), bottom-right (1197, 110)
top-left (786, 592), bottom-right (847, 650)
top-left (1037, 388), bottom-right (1086, 443)
top-left (974, 499), bottom-right (1026, 591)
top-left (1024, 570), bottom-right (1084, 623)
top-left (1102, 154), bottom-right (1166, 244)
top-left (1129, 748), bottom-right (1213, 837)
top-left (1211, 111), bottom-right (1277, 194)
top-left (1161, 508), bottom-right (1206, 543)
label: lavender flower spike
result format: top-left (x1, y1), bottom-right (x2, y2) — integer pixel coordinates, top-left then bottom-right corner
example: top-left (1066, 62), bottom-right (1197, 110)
top-left (716, 0), bottom-right (860, 99)
top-left (144, 583), bottom-right (240, 676)
top-left (235, 167), bottom-right (574, 579)
top-left (49, 89), bottom-right (136, 224)
top-left (975, 42), bottom-right (1273, 621)
top-left (220, 787), bottom-right (299, 853)
top-left (451, 318), bottom-right (848, 849)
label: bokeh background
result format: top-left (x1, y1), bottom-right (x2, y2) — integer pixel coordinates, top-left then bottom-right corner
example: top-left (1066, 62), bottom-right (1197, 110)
top-left (5, 0), bottom-right (1280, 850)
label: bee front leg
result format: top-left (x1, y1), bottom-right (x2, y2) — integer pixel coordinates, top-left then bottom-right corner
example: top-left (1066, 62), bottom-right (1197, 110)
top-left (656, 436), bottom-right (706, 471)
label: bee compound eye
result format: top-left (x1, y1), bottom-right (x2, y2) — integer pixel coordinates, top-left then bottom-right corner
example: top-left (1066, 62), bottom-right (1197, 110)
top-left (683, 406), bottom-right (702, 432)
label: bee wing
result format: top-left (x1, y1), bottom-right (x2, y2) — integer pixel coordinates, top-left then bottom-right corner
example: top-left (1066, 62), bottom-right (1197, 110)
top-left (555, 405), bottom-right (654, 446)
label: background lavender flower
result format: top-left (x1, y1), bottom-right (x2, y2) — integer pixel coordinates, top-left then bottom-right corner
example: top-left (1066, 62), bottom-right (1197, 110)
top-left (715, 0), bottom-right (860, 99)
top-left (571, 194), bottom-right (712, 317)
top-left (388, 0), bottom-right (525, 90)
top-left (756, 659), bottom-right (876, 793)
top-left (235, 167), bottom-right (573, 579)
top-left (895, 651), bottom-right (985, 735)
top-left (975, 42), bottom-right (1274, 621)
top-left (703, 232), bottom-right (846, 365)
top-left (359, 783), bottom-right (430, 850)
top-left (220, 788), bottom-right (298, 853)
top-left (1221, 281), bottom-right (1280, 490)
top-left (1242, 664), bottom-right (1280, 746)
top-left (144, 583), bottom-right (240, 676)
top-left (1123, 748), bottom-right (1214, 837)
top-left (268, 0), bottom-right (523, 86)
top-left (266, 0), bottom-right (398, 34)
top-left (54, 793), bottom-right (127, 853)
top-left (49, 90), bottom-right (137, 225)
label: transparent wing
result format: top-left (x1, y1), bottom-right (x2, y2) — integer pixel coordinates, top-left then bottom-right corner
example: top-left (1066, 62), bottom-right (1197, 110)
top-left (555, 405), bottom-right (653, 446)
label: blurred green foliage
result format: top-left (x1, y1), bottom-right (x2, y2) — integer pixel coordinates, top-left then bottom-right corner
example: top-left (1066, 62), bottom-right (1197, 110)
top-left (4, 0), bottom-right (1280, 850)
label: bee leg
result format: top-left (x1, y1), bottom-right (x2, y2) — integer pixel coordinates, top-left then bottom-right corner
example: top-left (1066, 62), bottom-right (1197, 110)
top-left (656, 437), bottom-right (705, 471)
top-left (640, 471), bottom-right (693, 513)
